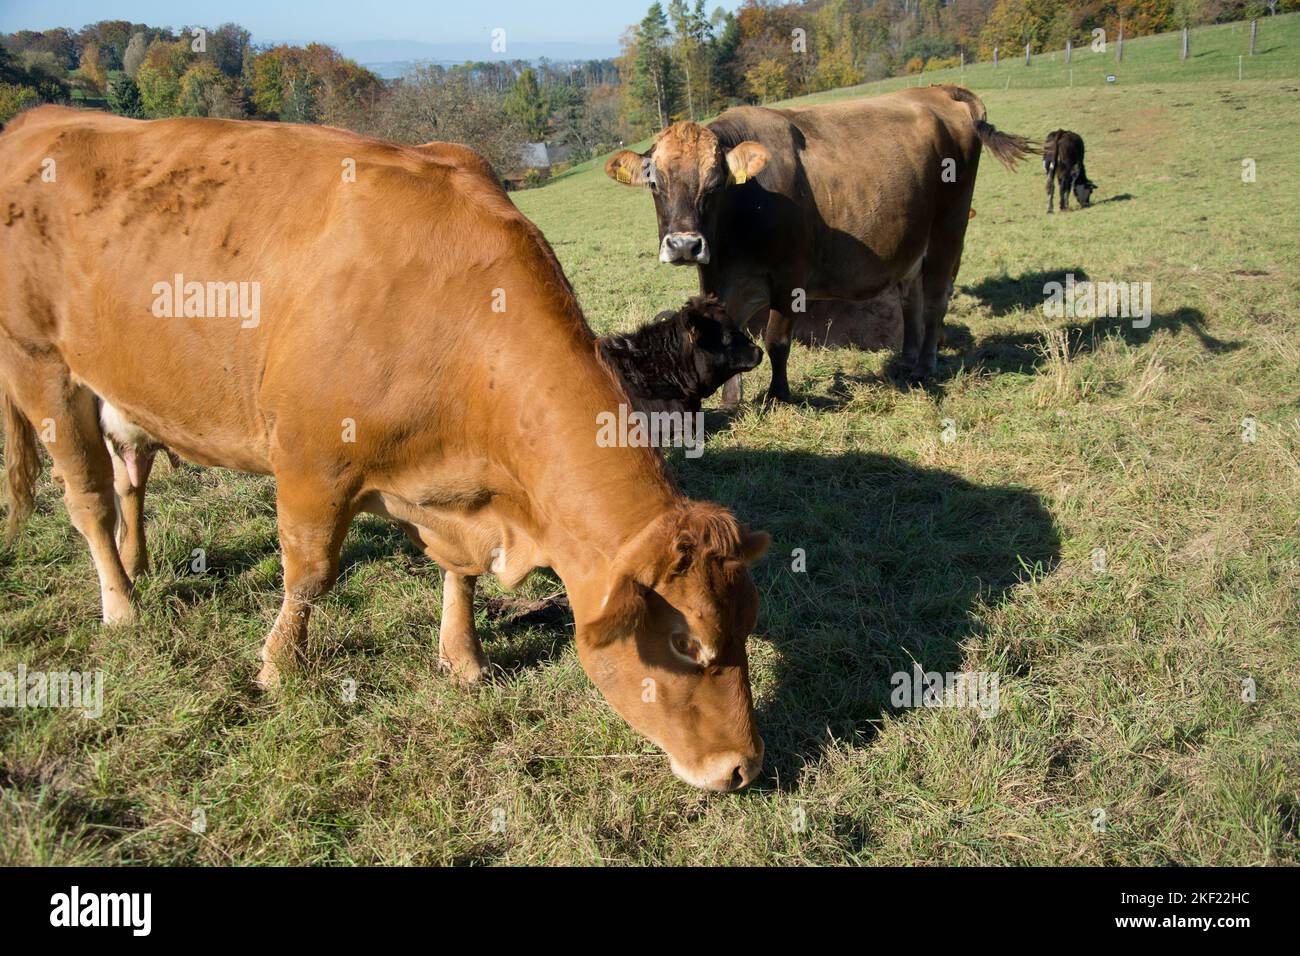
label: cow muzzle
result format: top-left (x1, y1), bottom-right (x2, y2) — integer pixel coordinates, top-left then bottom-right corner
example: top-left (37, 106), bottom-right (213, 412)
top-left (669, 738), bottom-right (764, 792)
top-left (660, 232), bottom-right (710, 265)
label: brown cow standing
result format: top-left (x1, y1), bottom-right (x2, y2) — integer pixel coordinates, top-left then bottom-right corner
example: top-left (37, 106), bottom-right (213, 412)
top-left (605, 84), bottom-right (1034, 401)
top-left (0, 106), bottom-right (770, 791)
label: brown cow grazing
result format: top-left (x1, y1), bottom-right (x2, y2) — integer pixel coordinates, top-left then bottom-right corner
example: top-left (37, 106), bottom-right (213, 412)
top-left (1043, 129), bottom-right (1096, 213)
top-left (605, 84), bottom-right (1034, 399)
top-left (0, 106), bottom-right (771, 791)
top-left (599, 294), bottom-right (763, 415)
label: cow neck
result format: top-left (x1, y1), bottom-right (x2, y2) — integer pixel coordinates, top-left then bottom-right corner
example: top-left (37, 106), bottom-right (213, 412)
top-left (492, 364), bottom-right (677, 617)
top-left (532, 443), bottom-right (675, 616)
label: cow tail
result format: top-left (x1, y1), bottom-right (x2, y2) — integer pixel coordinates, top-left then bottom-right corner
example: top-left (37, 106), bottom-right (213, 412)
top-left (2, 390), bottom-right (40, 547)
top-left (943, 85), bottom-right (1037, 172)
top-left (975, 118), bottom-right (1037, 172)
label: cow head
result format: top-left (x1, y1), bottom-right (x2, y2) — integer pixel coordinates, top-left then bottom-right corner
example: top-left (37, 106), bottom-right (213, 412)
top-left (605, 123), bottom-right (770, 266)
top-left (576, 502), bottom-right (770, 791)
top-left (657, 295), bottom-right (764, 395)
top-left (1073, 177), bottom-right (1097, 207)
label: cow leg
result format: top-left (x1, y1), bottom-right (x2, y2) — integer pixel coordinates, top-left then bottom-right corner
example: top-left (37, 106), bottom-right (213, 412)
top-left (9, 377), bottom-right (135, 623)
top-left (762, 309), bottom-right (795, 405)
top-left (916, 267), bottom-right (955, 382)
top-left (1059, 169), bottom-right (1071, 211)
top-left (720, 374), bottom-right (743, 409)
top-left (1046, 169), bottom-right (1056, 214)
top-left (719, 298), bottom-right (770, 409)
top-left (256, 478), bottom-right (354, 691)
top-left (108, 443), bottom-right (155, 582)
top-left (439, 571), bottom-right (488, 683)
top-left (900, 273), bottom-right (926, 381)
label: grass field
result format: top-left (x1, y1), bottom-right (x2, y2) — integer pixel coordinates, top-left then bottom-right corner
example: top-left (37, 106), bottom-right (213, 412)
top-left (2, 18), bottom-right (1298, 866)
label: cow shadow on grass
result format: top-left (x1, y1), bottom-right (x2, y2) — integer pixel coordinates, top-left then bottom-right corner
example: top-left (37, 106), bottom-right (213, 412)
top-left (942, 305), bottom-right (1241, 382)
top-left (713, 302), bottom-right (1237, 418)
top-left (155, 511), bottom-right (416, 607)
top-left (672, 447), bottom-right (1060, 790)
top-left (962, 268), bottom-right (1092, 317)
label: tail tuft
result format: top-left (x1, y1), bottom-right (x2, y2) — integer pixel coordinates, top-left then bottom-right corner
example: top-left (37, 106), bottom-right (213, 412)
top-left (2, 392), bottom-right (40, 547)
top-left (975, 119), bottom-right (1038, 172)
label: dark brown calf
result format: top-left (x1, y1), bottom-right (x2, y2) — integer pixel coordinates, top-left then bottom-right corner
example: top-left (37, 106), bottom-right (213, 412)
top-left (1044, 129), bottom-right (1096, 213)
top-left (600, 295), bottom-right (763, 414)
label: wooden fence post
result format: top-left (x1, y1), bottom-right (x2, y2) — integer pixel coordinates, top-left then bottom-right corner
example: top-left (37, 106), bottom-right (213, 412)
top-left (1250, 19), bottom-right (1257, 56)
top-left (994, 47), bottom-right (999, 68)
top-left (1025, 42), bottom-right (1031, 66)
top-left (1066, 38), bottom-right (1072, 64)
top-left (1182, 27), bottom-right (1188, 60)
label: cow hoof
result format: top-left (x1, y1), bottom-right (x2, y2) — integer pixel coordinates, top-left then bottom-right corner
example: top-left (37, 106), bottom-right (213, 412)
top-left (121, 554), bottom-right (149, 584)
top-left (762, 391), bottom-right (794, 408)
top-left (897, 363), bottom-right (932, 387)
top-left (254, 660), bottom-right (283, 693)
top-left (440, 653), bottom-right (489, 685)
top-left (102, 597), bottom-right (136, 626)
top-left (890, 364), bottom-right (919, 386)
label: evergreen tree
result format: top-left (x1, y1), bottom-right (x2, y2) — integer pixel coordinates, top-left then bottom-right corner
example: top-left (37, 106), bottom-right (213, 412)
top-left (504, 68), bottom-right (549, 140)
top-left (106, 70), bottom-right (143, 116)
top-left (709, 10), bottom-right (742, 106)
top-left (668, 0), bottom-right (706, 119)
top-left (632, 2), bottom-right (680, 128)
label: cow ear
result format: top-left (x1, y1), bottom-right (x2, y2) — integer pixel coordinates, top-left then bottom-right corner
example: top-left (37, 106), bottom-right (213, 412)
top-left (606, 150), bottom-right (650, 187)
top-left (726, 142), bottom-right (769, 185)
top-left (583, 576), bottom-right (648, 646)
top-left (739, 529), bottom-right (771, 566)
top-left (681, 304), bottom-right (708, 341)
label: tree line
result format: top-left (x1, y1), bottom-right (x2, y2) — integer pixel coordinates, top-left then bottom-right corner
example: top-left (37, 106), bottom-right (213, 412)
top-left (616, 0), bottom-right (1293, 119)
top-left (2, 4), bottom-right (1290, 185)
top-left (0, 19), bottom-right (633, 177)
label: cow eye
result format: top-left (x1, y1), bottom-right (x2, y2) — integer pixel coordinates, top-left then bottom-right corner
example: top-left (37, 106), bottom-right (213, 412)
top-left (670, 631), bottom-right (705, 666)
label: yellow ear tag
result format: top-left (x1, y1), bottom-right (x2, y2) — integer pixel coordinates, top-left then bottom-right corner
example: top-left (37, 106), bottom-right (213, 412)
top-left (733, 168), bottom-right (747, 185)
top-left (615, 166), bottom-right (632, 184)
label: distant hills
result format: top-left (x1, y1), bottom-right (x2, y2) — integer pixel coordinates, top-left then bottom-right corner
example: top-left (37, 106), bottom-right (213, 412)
top-left (330, 39), bottom-right (620, 78)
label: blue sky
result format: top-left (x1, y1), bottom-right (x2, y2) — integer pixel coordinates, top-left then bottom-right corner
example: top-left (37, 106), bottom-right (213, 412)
top-left (0, 1), bottom-right (745, 54)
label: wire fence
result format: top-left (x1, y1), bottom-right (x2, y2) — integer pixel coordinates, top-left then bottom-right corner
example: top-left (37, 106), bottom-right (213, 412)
top-left (877, 14), bottom-right (1300, 94)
